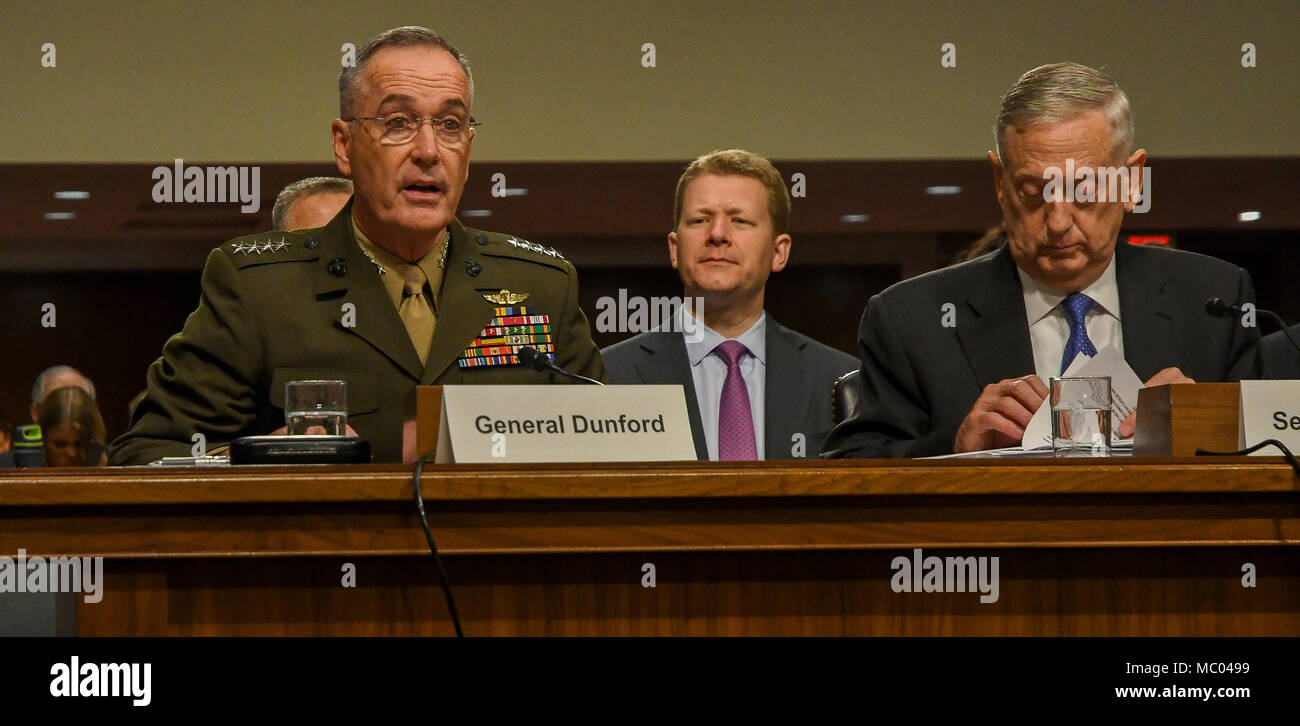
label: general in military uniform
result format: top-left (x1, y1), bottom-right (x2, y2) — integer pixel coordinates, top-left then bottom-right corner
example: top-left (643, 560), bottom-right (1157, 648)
top-left (109, 26), bottom-right (604, 465)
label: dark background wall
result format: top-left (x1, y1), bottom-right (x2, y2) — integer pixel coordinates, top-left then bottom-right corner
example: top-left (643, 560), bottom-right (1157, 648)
top-left (3, 228), bottom-right (1294, 443)
top-left (2, 271), bottom-right (201, 440)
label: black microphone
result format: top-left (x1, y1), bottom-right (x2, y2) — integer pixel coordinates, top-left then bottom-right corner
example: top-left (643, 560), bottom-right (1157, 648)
top-left (1204, 297), bottom-right (1241, 318)
top-left (1204, 297), bottom-right (1300, 356)
top-left (517, 346), bottom-right (604, 386)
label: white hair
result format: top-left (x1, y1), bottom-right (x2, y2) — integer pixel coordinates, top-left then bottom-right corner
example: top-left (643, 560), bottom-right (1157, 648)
top-left (994, 62), bottom-right (1134, 164)
top-left (31, 365), bottom-right (95, 404)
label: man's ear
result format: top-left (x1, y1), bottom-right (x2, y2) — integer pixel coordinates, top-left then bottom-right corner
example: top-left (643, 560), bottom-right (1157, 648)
top-left (1122, 148), bottom-right (1148, 212)
top-left (331, 119), bottom-right (352, 177)
top-left (987, 151), bottom-right (1006, 208)
top-left (771, 233), bottom-right (792, 273)
top-left (667, 231), bottom-right (679, 269)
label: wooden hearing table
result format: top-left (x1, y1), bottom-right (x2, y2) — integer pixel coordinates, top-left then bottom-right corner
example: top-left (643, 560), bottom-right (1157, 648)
top-left (1, 458), bottom-right (1297, 636)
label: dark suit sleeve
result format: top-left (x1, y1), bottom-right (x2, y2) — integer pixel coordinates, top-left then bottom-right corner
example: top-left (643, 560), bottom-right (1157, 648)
top-left (108, 249), bottom-right (264, 465)
top-left (599, 341), bottom-right (640, 384)
top-left (1224, 267), bottom-right (1265, 381)
top-left (554, 259), bottom-right (606, 383)
top-left (821, 294), bottom-right (958, 458)
top-left (1260, 325), bottom-right (1300, 379)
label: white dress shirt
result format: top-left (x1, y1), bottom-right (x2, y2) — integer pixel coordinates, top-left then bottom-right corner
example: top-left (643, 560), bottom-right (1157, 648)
top-left (1017, 254), bottom-right (1124, 382)
top-left (682, 309), bottom-right (767, 460)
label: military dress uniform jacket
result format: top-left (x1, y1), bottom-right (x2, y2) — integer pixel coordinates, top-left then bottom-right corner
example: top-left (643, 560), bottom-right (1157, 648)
top-left (109, 205), bottom-right (605, 465)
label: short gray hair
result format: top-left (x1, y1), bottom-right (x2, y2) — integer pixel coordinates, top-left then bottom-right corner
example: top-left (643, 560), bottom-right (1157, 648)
top-left (994, 62), bottom-right (1134, 164)
top-left (338, 26), bottom-right (474, 120)
top-left (271, 176), bottom-right (353, 230)
top-left (31, 365), bottom-right (95, 405)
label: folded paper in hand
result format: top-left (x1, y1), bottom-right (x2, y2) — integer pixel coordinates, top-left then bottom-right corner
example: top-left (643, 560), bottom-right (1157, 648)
top-left (1019, 345), bottom-right (1143, 450)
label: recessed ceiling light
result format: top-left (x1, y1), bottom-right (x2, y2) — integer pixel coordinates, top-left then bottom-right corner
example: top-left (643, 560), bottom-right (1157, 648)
top-left (54, 190), bottom-right (90, 200)
top-left (1238, 210), bottom-right (1261, 222)
top-left (461, 209), bottom-right (493, 218)
top-left (925, 185), bottom-right (962, 195)
top-left (501, 188), bottom-right (528, 197)
top-left (840, 214), bottom-right (870, 223)
top-left (44, 211), bottom-right (76, 220)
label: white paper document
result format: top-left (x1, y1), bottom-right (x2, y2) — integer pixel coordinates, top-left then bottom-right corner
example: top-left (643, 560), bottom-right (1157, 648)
top-left (926, 440), bottom-right (1134, 459)
top-left (919, 346), bottom-right (1145, 459)
top-left (1019, 346), bottom-right (1143, 450)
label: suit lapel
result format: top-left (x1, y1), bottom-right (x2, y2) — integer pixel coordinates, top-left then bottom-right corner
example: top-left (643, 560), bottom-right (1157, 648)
top-left (763, 317), bottom-right (813, 458)
top-left (421, 220), bottom-right (507, 384)
top-left (635, 333), bottom-right (708, 460)
top-left (954, 244), bottom-right (1036, 384)
top-left (1115, 242), bottom-right (1174, 381)
top-left (315, 205), bottom-right (423, 380)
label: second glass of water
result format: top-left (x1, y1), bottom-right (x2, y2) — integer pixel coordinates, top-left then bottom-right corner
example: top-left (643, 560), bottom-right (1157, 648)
top-left (285, 379), bottom-right (347, 435)
top-left (1050, 376), bottom-right (1112, 457)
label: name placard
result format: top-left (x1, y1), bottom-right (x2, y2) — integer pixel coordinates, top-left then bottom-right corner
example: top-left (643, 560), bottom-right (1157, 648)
top-left (1238, 380), bottom-right (1300, 453)
top-left (434, 385), bottom-right (697, 463)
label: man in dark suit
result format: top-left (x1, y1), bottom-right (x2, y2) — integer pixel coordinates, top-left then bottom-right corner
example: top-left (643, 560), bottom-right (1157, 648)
top-left (823, 63), bottom-right (1262, 459)
top-left (602, 149), bottom-right (857, 460)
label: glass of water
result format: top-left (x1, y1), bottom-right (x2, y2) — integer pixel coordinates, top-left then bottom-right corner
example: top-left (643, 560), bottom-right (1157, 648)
top-left (285, 380), bottom-right (347, 435)
top-left (1050, 376), bottom-right (1112, 457)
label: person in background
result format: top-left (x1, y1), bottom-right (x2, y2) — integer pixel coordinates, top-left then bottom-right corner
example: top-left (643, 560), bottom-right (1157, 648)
top-left (271, 176), bottom-right (354, 231)
top-left (29, 365), bottom-right (96, 423)
top-left (951, 224), bottom-right (1007, 265)
top-left (602, 149), bottom-right (857, 460)
top-left (38, 387), bottom-right (108, 467)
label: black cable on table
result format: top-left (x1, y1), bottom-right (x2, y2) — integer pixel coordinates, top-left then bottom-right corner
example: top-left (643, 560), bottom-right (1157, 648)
top-left (1196, 438), bottom-right (1300, 478)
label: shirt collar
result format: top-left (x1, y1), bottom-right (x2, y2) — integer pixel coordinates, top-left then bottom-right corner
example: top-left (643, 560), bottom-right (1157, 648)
top-left (681, 308), bottom-right (767, 366)
top-left (352, 219), bottom-right (447, 305)
top-left (1017, 252), bottom-right (1121, 325)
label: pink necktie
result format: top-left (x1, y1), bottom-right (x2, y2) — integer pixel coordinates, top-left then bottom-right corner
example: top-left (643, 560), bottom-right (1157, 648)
top-left (714, 340), bottom-right (757, 461)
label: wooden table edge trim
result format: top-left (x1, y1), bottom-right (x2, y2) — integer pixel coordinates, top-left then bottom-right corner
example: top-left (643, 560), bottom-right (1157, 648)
top-left (2, 460), bottom-right (1297, 505)
top-left (24, 538), bottom-right (1300, 560)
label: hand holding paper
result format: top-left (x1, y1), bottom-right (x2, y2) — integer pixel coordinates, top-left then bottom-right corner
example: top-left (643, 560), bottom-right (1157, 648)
top-left (1020, 346), bottom-right (1143, 450)
top-left (950, 347), bottom-right (1189, 455)
top-left (952, 375), bottom-right (1049, 453)
top-left (1116, 367), bottom-right (1195, 437)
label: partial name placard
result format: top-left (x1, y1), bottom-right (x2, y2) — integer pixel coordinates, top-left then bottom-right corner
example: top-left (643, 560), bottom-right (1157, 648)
top-left (1239, 380), bottom-right (1300, 454)
top-left (435, 385), bottom-right (696, 463)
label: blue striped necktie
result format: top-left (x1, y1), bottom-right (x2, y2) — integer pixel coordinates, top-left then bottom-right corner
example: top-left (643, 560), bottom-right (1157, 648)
top-left (1061, 292), bottom-right (1098, 373)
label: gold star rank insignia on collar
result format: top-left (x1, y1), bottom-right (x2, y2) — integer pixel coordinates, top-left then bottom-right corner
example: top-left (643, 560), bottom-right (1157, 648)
top-left (483, 289), bottom-right (530, 305)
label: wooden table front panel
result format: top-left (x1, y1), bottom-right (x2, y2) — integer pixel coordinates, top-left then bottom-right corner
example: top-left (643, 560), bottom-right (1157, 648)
top-left (74, 548), bottom-right (1297, 636)
top-left (1, 459), bottom-right (1296, 636)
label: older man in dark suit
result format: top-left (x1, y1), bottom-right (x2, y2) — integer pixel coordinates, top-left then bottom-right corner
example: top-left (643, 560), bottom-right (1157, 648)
top-left (603, 149), bottom-right (857, 460)
top-left (823, 63), bottom-right (1262, 459)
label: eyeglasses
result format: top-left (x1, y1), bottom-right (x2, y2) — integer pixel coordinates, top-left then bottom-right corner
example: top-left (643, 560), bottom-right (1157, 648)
top-left (347, 111), bottom-right (481, 146)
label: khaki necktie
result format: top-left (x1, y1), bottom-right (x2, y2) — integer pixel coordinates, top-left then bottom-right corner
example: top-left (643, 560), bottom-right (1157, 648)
top-left (398, 265), bottom-right (436, 365)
